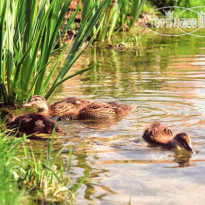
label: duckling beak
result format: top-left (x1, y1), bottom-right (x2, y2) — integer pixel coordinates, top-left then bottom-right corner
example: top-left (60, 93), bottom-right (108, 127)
top-left (182, 142), bottom-right (193, 153)
top-left (22, 102), bottom-right (32, 107)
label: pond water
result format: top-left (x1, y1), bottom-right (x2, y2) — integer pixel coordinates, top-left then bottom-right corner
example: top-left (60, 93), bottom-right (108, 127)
top-left (50, 28), bottom-right (205, 204)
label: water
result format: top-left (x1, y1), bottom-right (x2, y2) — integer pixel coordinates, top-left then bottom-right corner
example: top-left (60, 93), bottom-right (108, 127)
top-left (50, 29), bottom-right (205, 204)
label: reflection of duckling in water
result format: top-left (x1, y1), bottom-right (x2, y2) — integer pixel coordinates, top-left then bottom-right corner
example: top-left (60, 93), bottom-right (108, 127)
top-left (0, 110), bottom-right (64, 136)
top-left (173, 149), bottom-right (192, 167)
top-left (22, 95), bottom-right (90, 117)
top-left (58, 101), bottom-right (134, 121)
top-left (142, 122), bottom-right (193, 153)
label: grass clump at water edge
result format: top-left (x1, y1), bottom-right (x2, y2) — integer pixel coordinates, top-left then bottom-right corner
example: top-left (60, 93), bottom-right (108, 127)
top-left (0, 130), bottom-right (25, 204)
top-left (0, 125), bottom-right (86, 204)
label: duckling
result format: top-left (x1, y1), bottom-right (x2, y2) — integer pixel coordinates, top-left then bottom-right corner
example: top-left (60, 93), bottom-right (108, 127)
top-left (0, 110), bottom-right (64, 136)
top-left (58, 101), bottom-right (133, 121)
top-left (79, 101), bottom-right (116, 120)
top-left (142, 122), bottom-right (193, 152)
top-left (107, 101), bottom-right (134, 117)
top-left (22, 95), bottom-right (90, 117)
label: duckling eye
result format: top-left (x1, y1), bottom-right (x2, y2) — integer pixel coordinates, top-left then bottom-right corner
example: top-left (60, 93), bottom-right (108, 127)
top-left (164, 128), bottom-right (172, 135)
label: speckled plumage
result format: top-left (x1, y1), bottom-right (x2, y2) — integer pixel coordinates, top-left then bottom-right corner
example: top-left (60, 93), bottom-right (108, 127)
top-left (143, 122), bottom-right (173, 146)
top-left (23, 96), bottom-right (134, 121)
top-left (78, 102), bottom-right (116, 120)
top-left (142, 122), bottom-right (193, 152)
top-left (49, 97), bottom-right (90, 116)
top-left (1, 110), bottom-right (63, 136)
top-left (58, 101), bottom-right (133, 120)
top-left (107, 101), bottom-right (133, 117)
top-left (22, 95), bottom-right (90, 117)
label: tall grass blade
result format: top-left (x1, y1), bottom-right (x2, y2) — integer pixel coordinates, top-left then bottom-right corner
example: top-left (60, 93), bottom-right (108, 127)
top-left (45, 0), bottom-right (109, 99)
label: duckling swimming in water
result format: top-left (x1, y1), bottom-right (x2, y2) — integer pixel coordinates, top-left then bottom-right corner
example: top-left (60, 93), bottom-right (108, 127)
top-left (23, 95), bottom-right (134, 121)
top-left (58, 101), bottom-right (134, 121)
top-left (22, 95), bottom-right (90, 117)
top-left (107, 101), bottom-right (133, 117)
top-left (0, 110), bottom-right (64, 136)
top-left (142, 122), bottom-right (193, 152)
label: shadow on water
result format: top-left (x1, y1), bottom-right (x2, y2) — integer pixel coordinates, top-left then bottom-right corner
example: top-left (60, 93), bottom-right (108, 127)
top-left (28, 28), bottom-right (205, 204)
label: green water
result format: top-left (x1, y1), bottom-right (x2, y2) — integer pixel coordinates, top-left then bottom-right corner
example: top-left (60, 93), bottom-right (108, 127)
top-left (49, 28), bottom-right (205, 204)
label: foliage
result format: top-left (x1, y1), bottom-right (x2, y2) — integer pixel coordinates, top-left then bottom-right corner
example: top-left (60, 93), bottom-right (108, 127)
top-left (148, 0), bottom-right (205, 18)
top-left (148, 0), bottom-right (180, 9)
top-left (149, 0), bottom-right (205, 9)
top-left (81, 0), bottom-right (147, 41)
top-left (0, 121), bottom-right (87, 204)
top-left (0, 0), bottom-right (109, 105)
top-left (18, 134), bottom-right (87, 203)
top-left (142, 1), bottom-right (155, 13)
top-left (0, 128), bottom-right (26, 204)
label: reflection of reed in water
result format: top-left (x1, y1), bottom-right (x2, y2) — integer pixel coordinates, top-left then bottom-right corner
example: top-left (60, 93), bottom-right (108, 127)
top-left (72, 150), bottom-right (117, 201)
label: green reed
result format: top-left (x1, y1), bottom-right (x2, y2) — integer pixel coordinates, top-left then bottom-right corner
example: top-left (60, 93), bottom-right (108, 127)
top-left (0, 0), bottom-right (109, 105)
top-left (0, 119), bottom-right (87, 203)
top-left (0, 130), bottom-right (25, 205)
top-left (81, 0), bottom-right (147, 41)
top-left (20, 134), bottom-right (87, 203)
top-left (150, 0), bottom-right (205, 10)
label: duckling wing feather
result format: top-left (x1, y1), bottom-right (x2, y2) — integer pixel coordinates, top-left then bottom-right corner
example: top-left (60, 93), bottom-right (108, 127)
top-left (79, 102), bottom-right (116, 119)
top-left (49, 97), bottom-right (90, 116)
top-left (107, 102), bottom-right (132, 117)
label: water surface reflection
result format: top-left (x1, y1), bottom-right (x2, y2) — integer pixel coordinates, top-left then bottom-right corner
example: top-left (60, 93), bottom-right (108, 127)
top-left (48, 29), bottom-right (205, 204)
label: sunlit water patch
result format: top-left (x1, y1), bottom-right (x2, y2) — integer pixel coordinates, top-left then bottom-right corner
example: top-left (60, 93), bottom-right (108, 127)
top-left (46, 29), bottom-right (205, 204)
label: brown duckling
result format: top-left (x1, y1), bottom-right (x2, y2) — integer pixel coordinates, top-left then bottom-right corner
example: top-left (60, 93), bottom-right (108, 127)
top-left (22, 95), bottom-right (90, 117)
top-left (58, 101), bottom-right (134, 121)
top-left (142, 122), bottom-right (193, 152)
top-left (107, 101), bottom-right (134, 117)
top-left (79, 101), bottom-right (116, 120)
top-left (0, 110), bottom-right (64, 136)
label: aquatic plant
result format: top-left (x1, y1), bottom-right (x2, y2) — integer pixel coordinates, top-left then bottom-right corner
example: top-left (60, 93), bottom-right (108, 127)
top-left (0, 119), bottom-right (86, 203)
top-left (19, 134), bottom-right (87, 203)
top-left (81, 0), bottom-right (147, 41)
top-left (0, 130), bottom-right (25, 204)
top-left (0, 0), bottom-right (109, 105)
top-left (150, 0), bottom-right (205, 10)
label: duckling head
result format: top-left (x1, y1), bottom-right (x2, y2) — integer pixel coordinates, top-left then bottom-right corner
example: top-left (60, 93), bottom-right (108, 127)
top-left (22, 95), bottom-right (49, 115)
top-left (173, 133), bottom-right (193, 153)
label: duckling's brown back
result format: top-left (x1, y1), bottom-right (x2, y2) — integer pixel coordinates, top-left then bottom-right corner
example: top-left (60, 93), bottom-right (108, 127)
top-left (78, 102), bottom-right (116, 119)
top-left (50, 97), bottom-right (90, 116)
top-left (142, 122), bottom-right (174, 145)
top-left (107, 102), bottom-right (132, 117)
top-left (8, 113), bottom-right (62, 135)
